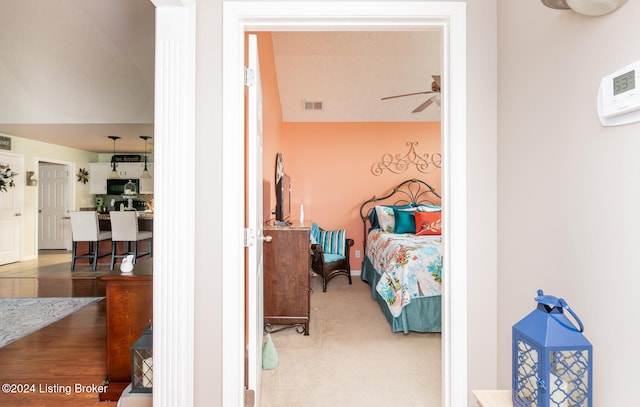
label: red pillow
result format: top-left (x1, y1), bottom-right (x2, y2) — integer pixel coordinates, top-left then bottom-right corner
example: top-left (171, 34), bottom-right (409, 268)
top-left (415, 211), bottom-right (442, 235)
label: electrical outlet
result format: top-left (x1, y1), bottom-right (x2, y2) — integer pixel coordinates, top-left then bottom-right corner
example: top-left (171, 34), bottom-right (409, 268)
top-left (355, 250), bottom-right (361, 259)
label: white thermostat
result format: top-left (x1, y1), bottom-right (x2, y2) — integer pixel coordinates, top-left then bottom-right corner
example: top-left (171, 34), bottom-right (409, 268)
top-left (598, 60), bottom-right (640, 126)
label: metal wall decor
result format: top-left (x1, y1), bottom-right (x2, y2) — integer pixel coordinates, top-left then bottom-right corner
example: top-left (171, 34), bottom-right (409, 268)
top-left (76, 168), bottom-right (89, 184)
top-left (371, 141), bottom-right (441, 176)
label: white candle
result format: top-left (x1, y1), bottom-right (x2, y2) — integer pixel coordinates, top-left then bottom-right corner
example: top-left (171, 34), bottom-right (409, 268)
top-left (550, 372), bottom-right (569, 407)
top-left (300, 204), bottom-right (304, 225)
top-left (142, 356), bottom-right (153, 387)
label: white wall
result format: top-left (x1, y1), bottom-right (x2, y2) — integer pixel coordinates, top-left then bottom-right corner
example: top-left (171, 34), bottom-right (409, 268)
top-left (197, 0), bottom-right (499, 406)
top-left (3, 135), bottom-right (97, 258)
top-left (497, 1), bottom-right (640, 404)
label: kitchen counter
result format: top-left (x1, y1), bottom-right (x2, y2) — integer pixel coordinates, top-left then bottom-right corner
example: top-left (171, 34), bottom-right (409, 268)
top-left (97, 213), bottom-right (153, 233)
top-left (98, 211), bottom-right (154, 220)
top-left (72, 213), bottom-right (153, 267)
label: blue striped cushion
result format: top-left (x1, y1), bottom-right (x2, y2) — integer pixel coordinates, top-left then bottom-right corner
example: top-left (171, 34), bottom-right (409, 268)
top-left (310, 223), bottom-right (321, 244)
top-left (323, 253), bottom-right (346, 263)
top-left (319, 229), bottom-right (346, 256)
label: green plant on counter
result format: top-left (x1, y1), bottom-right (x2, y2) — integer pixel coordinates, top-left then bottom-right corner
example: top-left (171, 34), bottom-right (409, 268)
top-left (76, 168), bottom-right (89, 184)
top-left (0, 163), bottom-right (17, 192)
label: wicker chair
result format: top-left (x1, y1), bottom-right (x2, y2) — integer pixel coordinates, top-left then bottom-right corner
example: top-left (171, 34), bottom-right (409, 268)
top-left (310, 223), bottom-right (354, 292)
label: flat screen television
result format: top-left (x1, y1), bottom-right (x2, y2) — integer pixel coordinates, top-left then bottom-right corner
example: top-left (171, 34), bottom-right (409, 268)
top-left (275, 172), bottom-right (291, 222)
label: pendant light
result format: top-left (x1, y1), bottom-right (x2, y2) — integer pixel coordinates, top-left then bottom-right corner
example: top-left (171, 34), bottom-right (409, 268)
top-left (139, 136), bottom-right (152, 179)
top-left (108, 136), bottom-right (121, 179)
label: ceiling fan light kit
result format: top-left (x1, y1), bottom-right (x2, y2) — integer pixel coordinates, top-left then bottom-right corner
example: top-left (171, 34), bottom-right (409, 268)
top-left (542, 0), bottom-right (629, 16)
top-left (542, 0), bottom-right (571, 9)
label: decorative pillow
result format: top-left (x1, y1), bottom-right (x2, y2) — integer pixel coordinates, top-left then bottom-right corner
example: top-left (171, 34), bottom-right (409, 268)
top-left (310, 222), bottom-right (321, 244)
top-left (415, 211), bottom-right (442, 235)
top-left (393, 208), bottom-right (416, 234)
top-left (370, 204), bottom-right (413, 230)
top-left (319, 228), bottom-right (346, 256)
top-left (375, 206), bottom-right (396, 232)
top-left (415, 204), bottom-right (442, 212)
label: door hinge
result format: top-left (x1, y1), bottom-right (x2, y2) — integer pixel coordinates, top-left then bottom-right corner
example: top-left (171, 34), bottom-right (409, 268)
top-left (244, 228), bottom-right (256, 247)
top-left (244, 388), bottom-right (255, 407)
top-left (245, 67), bottom-right (256, 87)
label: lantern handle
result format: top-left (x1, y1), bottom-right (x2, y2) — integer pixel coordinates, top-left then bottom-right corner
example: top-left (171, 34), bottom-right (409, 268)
top-left (558, 298), bottom-right (585, 333)
top-left (536, 290), bottom-right (585, 332)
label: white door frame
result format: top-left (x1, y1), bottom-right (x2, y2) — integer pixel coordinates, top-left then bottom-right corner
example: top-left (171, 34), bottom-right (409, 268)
top-left (35, 158), bottom-right (75, 252)
top-left (223, 2), bottom-right (467, 407)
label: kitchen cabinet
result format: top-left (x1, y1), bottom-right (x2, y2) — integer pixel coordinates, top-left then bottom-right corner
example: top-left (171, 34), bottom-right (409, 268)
top-left (114, 163), bottom-right (140, 179)
top-left (263, 225), bottom-right (311, 335)
top-left (89, 162), bottom-right (153, 195)
top-left (89, 163), bottom-right (110, 194)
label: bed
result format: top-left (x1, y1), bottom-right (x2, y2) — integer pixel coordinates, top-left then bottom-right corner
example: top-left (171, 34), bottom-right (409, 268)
top-left (359, 178), bottom-right (443, 334)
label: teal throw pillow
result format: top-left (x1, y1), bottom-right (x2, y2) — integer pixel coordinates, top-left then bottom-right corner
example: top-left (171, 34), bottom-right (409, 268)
top-left (393, 208), bottom-right (416, 234)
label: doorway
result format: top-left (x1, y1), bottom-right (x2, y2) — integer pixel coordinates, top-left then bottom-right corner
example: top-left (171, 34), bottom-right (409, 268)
top-left (0, 152), bottom-right (24, 265)
top-left (258, 30), bottom-right (443, 405)
top-left (223, 2), bottom-right (468, 406)
top-left (38, 162), bottom-right (70, 250)
top-left (34, 159), bottom-right (76, 254)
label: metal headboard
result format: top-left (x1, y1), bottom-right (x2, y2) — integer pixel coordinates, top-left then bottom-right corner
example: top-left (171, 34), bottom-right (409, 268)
top-left (359, 178), bottom-right (441, 248)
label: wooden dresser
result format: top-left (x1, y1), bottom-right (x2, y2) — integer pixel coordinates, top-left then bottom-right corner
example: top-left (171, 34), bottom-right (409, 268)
top-left (263, 224), bottom-right (311, 335)
top-left (98, 268), bottom-right (153, 401)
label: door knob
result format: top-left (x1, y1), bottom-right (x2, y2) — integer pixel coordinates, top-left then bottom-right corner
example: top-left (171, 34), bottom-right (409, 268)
top-left (262, 235), bottom-right (273, 242)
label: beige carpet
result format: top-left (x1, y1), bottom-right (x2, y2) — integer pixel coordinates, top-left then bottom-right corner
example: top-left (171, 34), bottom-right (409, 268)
top-left (260, 274), bottom-right (442, 407)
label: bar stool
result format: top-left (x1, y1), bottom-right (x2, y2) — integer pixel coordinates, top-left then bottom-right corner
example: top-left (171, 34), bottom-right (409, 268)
top-left (69, 211), bottom-right (112, 270)
top-left (109, 211), bottom-right (153, 270)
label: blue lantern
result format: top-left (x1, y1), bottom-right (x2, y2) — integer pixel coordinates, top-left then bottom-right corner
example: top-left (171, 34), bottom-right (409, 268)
top-left (512, 290), bottom-right (592, 407)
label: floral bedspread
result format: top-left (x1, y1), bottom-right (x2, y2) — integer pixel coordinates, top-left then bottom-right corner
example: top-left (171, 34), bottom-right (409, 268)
top-left (366, 229), bottom-right (442, 317)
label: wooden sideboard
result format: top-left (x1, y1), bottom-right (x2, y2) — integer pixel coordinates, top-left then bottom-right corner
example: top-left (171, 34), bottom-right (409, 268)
top-left (263, 225), bottom-right (311, 335)
top-left (98, 272), bottom-right (153, 401)
top-left (473, 390), bottom-right (512, 407)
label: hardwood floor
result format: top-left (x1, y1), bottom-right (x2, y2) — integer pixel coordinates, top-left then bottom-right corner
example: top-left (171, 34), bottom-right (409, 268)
top-left (0, 251), bottom-right (145, 406)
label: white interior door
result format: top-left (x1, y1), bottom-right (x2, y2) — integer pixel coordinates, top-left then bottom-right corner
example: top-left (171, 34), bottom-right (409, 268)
top-left (245, 34), bottom-right (265, 404)
top-left (38, 163), bottom-right (69, 249)
top-left (0, 152), bottom-right (24, 265)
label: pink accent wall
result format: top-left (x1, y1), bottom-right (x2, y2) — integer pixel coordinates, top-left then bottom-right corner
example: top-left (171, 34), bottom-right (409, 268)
top-left (256, 33), bottom-right (441, 269)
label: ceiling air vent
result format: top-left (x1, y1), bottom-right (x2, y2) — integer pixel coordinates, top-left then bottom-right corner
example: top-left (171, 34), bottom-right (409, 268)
top-left (302, 100), bottom-right (323, 111)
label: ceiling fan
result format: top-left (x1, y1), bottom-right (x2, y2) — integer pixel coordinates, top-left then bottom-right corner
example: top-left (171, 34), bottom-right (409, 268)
top-left (381, 75), bottom-right (441, 113)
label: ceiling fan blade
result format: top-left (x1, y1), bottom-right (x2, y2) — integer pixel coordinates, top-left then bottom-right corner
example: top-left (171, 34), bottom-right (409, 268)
top-left (412, 97), bottom-right (434, 113)
top-left (381, 91), bottom-right (434, 101)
